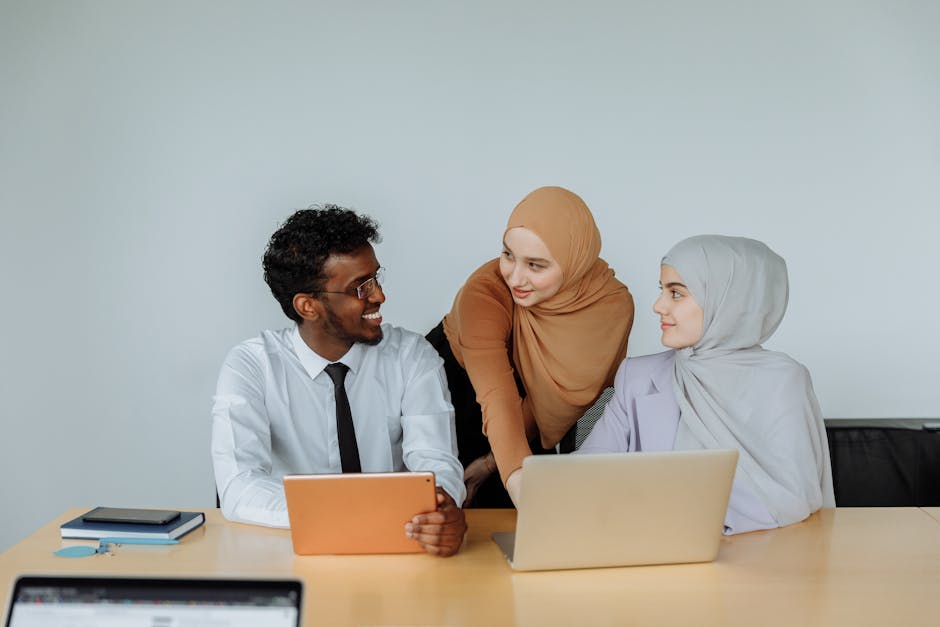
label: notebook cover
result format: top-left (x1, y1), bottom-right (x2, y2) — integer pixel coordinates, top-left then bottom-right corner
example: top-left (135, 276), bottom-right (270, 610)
top-left (60, 509), bottom-right (205, 540)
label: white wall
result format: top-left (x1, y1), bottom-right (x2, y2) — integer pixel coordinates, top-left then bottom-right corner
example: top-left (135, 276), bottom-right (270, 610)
top-left (1, 1), bottom-right (937, 552)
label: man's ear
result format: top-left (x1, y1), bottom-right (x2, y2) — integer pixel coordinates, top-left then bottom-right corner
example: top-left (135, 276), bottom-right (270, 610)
top-left (292, 292), bottom-right (322, 322)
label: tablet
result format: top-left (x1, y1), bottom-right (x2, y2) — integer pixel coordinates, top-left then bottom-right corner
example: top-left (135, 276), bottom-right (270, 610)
top-left (82, 507), bottom-right (181, 525)
top-left (283, 472), bottom-right (436, 555)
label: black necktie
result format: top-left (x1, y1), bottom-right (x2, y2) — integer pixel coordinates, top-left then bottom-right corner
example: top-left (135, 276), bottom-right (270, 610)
top-left (324, 363), bottom-right (361, 473)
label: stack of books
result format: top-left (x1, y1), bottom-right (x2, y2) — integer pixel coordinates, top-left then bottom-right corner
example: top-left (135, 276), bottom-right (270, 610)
top-left (60, 507), bottom-right (205, 541)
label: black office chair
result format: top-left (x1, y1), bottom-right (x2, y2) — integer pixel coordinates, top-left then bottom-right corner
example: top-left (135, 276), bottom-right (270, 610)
top-left (826, 418), bottom-right (940, 506)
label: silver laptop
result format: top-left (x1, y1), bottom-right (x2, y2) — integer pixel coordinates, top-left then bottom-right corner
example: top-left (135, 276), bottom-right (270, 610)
top-left (493, 449), bottom-right (738, 571)
top-left (3, 576), bottom-right (302, 627)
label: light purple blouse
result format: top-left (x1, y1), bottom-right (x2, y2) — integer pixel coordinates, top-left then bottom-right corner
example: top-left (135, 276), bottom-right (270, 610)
top-left (577, 350), bottom-right (778, 535)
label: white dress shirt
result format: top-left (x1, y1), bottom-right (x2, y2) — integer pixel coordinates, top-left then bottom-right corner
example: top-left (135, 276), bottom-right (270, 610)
top-left (211, 324), bottom-right (466, 528)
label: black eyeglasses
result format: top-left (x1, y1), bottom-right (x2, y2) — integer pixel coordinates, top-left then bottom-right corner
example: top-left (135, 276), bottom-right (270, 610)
top-left (315, 267), bottom-right (385, 300)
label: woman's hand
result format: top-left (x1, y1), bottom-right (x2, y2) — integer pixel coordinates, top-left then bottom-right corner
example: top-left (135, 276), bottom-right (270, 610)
top-left (463, 452), bottom-right (497, 506)
top-left (505, 468), bottom-right (522, 508)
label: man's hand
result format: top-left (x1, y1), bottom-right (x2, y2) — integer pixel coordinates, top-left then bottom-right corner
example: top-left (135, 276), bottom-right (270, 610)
top-left (405, 488), bottom-right (467, 557)
top-left (463, 452), bottom-right (497, 506)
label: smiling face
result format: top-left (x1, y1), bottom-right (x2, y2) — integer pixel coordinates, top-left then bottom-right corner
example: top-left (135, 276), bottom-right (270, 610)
top-left (653, 264), bottom-right (704, 349)
top-left (293, 244), bottom-right (386, 360)
top-left (499, 227), bottom-right (565, 307)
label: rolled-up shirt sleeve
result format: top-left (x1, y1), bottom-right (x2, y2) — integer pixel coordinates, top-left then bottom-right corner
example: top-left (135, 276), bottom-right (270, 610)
top-left (211, 343), bottom-right (290, 528)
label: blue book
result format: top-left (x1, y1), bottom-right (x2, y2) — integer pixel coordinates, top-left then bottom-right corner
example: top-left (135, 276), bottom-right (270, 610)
top-left (60, 509), bottom-right (205, 540)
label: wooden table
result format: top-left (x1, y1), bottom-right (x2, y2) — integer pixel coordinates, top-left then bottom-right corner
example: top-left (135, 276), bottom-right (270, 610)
top-left (3, 508), bottom-right (940, 626)
top-left (922, 507), bottom-right (940, 524)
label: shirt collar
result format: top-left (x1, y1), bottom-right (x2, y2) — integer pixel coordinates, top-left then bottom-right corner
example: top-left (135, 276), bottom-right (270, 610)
top-left (290, 325), bottom-right (365, 379)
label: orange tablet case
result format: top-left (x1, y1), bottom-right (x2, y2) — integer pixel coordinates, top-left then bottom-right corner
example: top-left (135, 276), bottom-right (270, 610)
top-left (283, 472), bottom-right (436, 555)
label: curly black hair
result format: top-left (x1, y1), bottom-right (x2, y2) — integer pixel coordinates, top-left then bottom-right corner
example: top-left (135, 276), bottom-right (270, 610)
top-left (263, 205), bottom-right (381, 323)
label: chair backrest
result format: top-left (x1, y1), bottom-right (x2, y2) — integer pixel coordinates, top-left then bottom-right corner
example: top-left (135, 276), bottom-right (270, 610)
top-left (825, 418), bottom-right (940, 506)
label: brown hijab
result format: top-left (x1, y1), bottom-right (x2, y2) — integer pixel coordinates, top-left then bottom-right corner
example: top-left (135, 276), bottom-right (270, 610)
top-left (507, 186), bottom-right (633, 447)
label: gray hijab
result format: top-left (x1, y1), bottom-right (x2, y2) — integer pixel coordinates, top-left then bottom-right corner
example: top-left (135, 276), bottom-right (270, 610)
top-left (664, 235), bottom-right (835, 525)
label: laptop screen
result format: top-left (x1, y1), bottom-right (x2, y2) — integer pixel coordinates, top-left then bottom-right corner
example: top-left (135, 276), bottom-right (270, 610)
top-left (4, 576), bottom-right (302, 627)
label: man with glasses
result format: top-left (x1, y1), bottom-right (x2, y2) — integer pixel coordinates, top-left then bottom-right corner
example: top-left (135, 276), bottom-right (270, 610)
top-left (211, 206), bottom-right (467, 556)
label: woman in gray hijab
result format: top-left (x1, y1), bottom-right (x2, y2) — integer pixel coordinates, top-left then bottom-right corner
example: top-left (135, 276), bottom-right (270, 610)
top-left (579, 235), bottom-right (835, 534)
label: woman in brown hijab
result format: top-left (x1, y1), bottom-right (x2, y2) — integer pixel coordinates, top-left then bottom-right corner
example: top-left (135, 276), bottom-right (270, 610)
top-left (426, 186), bottom-right (634, 506)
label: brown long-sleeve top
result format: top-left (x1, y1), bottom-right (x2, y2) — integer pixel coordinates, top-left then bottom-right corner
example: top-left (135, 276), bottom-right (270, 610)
top-left (443, 259), bottom-right (633, 484)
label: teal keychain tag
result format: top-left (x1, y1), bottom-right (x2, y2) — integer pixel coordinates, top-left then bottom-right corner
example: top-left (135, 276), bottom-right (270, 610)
top-left (53, 545), bottom-right (107, 558)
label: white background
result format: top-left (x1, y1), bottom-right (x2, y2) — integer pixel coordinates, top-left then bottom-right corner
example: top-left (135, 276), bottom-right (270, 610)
top-left (1, 1), bottom-right (937, 551)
